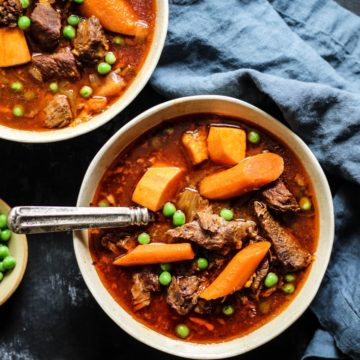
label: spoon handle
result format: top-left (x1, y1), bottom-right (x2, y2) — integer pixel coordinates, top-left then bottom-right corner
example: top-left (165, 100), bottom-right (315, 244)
top-left (8, 206), bottom-right (154, 234)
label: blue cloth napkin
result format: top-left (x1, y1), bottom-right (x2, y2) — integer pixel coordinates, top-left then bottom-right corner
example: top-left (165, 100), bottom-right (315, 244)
top-left (151, 0), bottom-right (360, 358)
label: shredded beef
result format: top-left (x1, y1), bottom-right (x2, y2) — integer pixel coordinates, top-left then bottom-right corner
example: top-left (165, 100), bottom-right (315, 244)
top-left (131, 270), bottom-right (160, 311)
top-left (166, 276), bottom-right (205, 315)
top-left (166, 211), bottom-right (257, 251)
top-left (261, 180), bottom-right (300, 212)
top-left (254, 201), bottom-right (312, 271)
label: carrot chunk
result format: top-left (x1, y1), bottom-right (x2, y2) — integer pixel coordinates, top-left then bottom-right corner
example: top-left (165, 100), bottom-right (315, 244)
top-left (182, 127), bottom-right (208, 165)
top-left (113, 243), bottom-right (195, 266)
top-left (199, 153), bottom-right (284, 200)
top-left (132, 166), bottom-right (184, 211)
top-left (80, 0), bottom-right (148, 37)
top-left (200, 242), bottom-right (271, 300)
top-left (207, 127), bottom-right (246, 165)
top-left (0, 28), bottom-right (31, 67)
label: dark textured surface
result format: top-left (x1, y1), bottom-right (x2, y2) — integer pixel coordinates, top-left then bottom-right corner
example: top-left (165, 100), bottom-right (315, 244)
top-left (0, 1), bottom-right (359, 359)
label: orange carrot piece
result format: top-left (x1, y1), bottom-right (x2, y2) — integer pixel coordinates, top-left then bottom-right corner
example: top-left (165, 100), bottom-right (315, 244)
top-left (0, 28), bottom-right (31, 67)
top-left (189, 317), bottom-right (215, 331)
top-left (199, 153), bottom-right (284, 200)
top-left (132, 166), bottom-right (184, 211)
top-left (200, 241), bottom-right (271, 300)
top-left (182, 127), bottom-right (208, 165)
top-left (80, 0), bottom-right (147, 37)
top-left (113, 243), bottom-right (195, 266)
top-left (207, 127), bottom-right (246, 165)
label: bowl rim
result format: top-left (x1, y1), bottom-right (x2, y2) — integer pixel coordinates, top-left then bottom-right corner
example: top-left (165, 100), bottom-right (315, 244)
top-left (0, 199), bottom-right (28, 306)
top-left (73, 95), bottom-right (334, 358)
top-left (0, 0), bottom-right (168, 144)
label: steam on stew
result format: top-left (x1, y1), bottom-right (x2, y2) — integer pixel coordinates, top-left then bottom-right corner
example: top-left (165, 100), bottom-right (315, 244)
top-left (0, 0), bottom-right (154, 130)
top-left (90, 114), bottom-right (318, 342)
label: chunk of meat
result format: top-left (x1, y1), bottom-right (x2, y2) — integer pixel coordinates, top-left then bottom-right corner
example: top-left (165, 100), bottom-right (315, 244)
top-left (31, 51), bottom-right (80, 82)
top-left (166, 211), bottom-right (257, 251)
top-left (44, 94), bottom-right (73, 128)
top-left (131, 270), bottom-right (160, 311)
top-left (73, 16), bottom-right (108, 65)
top-left (30, 1), bottom-right (61, 52)
top-left (0, 0), bottom-right (22, 27)
top-left (261, 180), bottom-right (300, 212)
top-left (254, 201), bottom-right (312, 271)
top-left (251, 257), bottom-right (269, 292)
top-left (100, 231), bottom-right (136, 255)
top-left (166, 276), bottom-right (205, 315)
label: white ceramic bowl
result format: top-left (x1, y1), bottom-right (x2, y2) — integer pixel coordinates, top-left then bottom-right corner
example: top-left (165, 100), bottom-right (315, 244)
top-left (74, 95), bottom-right (334, 359)
top-left (0, 1), bottom-right (168, 143)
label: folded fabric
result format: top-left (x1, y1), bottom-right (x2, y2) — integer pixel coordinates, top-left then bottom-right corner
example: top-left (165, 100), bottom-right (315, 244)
top-left (151, 0), bottom-right (360, 358)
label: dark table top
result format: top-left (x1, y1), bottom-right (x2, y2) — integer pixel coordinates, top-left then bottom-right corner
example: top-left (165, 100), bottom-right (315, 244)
top-left (1, 1), bottom-right (359, 359)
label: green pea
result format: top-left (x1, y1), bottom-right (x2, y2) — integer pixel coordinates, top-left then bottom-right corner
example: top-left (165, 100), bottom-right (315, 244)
top-left (264, 272), bottom-right (279, 288)
top-left (113, 36), bottom-right (124, 46)
top-left (137, 232), bottom-right (150, 245)
top-left (162, 202), bottom-right (176, 217)
top-left (97, 62), bottom-right (112, 75)
top-left (10, 81), bottom-right (23, 92)
top-left (159, 271), bottom-right (172, 286)
top-left (20, 0), bottom-right (30, 9)
top-left (98, 200), bottom-right (109, 207)
top-left (0, 272), bottom-right (3, 282)
top-left (67, 15), bottom-right (80, 26)
top-left (63, 25), bottom-right (76, 40)
top-left (72, 0), bottom-right (84, 4)
top-left (49, 82), bottom-right (58, 93)
top-left (0, 246), bottom-right (10, 260)
top-left (12, 105), bottom-right (24, 117)
top-left (299, 197), bottom-right (312, 211)
top-left (248, 130), bottom-right (261, 144)
top-left (160, 263), bottom-right (172, 272)
top-left (282, 283), bottom-right (295, 294)
top-left (18, 16), bottom-right (31, 30)
top-left (197, 258), bottom-right (208, 270)
top-left (0, 230), bottom-right (12, 242)
top-left (0, 214), bottom-right (7, 229)
top-left (222, 305), bottom-right (235, 316)
top-left (3, 256), bottom-right (16, 270)
top-left (220, 208), bottom-right (233, 221)
top-left (105, 52), bottom-right (117, 65)
top-left (175, 324), bottom-right (190, 339)
top-left (79, 85), bottom-right (93, 98)
top-left (173, 210), bottom-right (185, 226)
top-left (285, 274), bottom-right (296, 282)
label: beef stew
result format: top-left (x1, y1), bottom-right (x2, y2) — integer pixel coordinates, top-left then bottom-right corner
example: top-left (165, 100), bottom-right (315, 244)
top-left (0, 0), bottom-right (155, 130)
top-left (89, 114), bottom-right (318, 342)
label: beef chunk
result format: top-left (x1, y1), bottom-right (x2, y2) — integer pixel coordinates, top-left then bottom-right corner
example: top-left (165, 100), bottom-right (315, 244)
top-left (0, 0), bottom-right (22, 27)
top-left (251, 258), bottom-right (269, 292)
top-left (166, 211), bottom-right (257, 251)
top-left (261, 180), bottom-right (300, 212)
top-left (73, 16), bottom-right (108, 65)
top-left (100, 231), bottom-right (136, 255)
top-left (30, 1), bottom-right (61, 52)
top-left (254, 201), bottom-right (312, 271)
top-left (131, 270), bottom-right (160, 311)
top-left (166, 276), bottom-right (205, 315)
top-left (44, 94), bottom-right (73, 128)
top-left (31, 51), bottom-right (80, 82)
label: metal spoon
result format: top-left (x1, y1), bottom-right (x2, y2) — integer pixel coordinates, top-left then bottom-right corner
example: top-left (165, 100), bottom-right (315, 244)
top-left (8, 206), bottom-right (154, 234)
